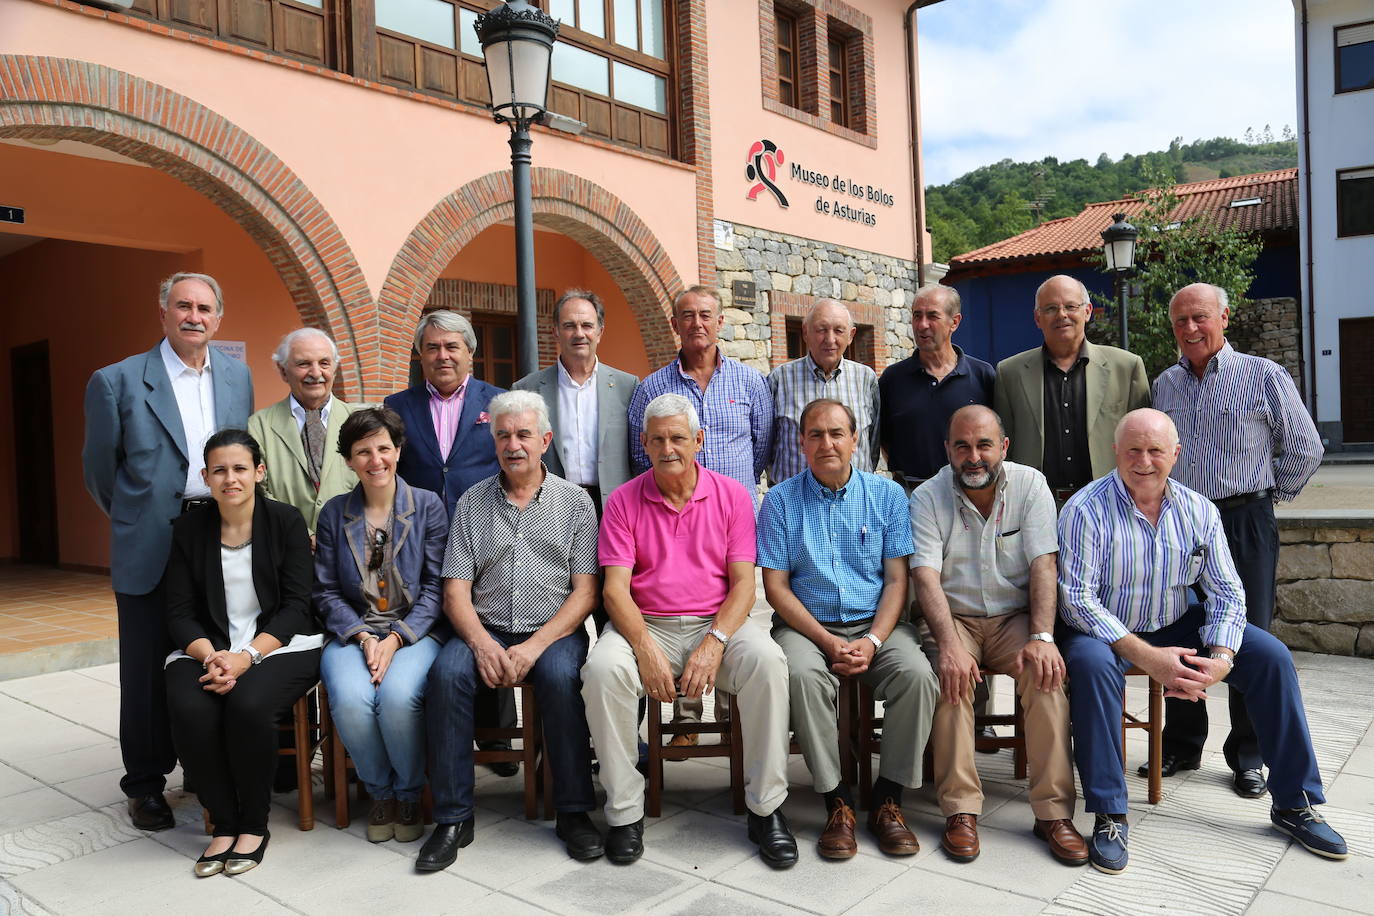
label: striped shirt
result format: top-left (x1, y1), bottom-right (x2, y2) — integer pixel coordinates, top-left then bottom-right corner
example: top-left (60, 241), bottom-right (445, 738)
top-left (628, 350), bottom-right (773, 503)
top-left (427, 376), bottom-right (469, 462)
top-left (766, 355), bottom-right (880, 483)
top-left (442, 468), bottom-right (599, 634)
top-left (756, 469), bottom-right (912, 625)
top-left (1057, 471), bottom-right (1248, 652)
top-left (1152, 344), bottom-right (1322, 501)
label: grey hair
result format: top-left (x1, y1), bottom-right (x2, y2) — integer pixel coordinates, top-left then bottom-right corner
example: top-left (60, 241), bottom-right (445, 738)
top-left (1208, 284), bottom-right (1230, 312)
top-left (673, 284), bottom-right (721, 315)
top-left (804, 298), bottom-right (853, 329)
top-left (413, 309), bottom-right (477, 355)
top-left (643, 393), bottom-right (701, 437)
top-left (160, 272), bottom-right (224, 316)
top-left (271, 327), bottom-right (338, 368)
top-left (553, 289), bottom-right (606, 327)
top-left (1034, 275), bottom-right (1090, 308)
top-left (914, 284), bottom-right (961, 318)
top-left (487, 390), bottom-right (551, 437)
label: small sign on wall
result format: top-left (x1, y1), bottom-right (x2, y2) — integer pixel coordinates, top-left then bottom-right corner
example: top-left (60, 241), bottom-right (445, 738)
top-left (0, 205), bottom-right (24, 224)
top-left (211, 340), bottom-right (247, 364)
top-left (714, 219), bottom-right (735, 250)
top-left (733, 280), bottom-right (757, 309)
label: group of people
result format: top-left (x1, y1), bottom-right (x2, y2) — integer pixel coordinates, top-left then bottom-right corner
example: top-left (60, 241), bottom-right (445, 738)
top-left (81, 269), bottom-right (1347, 883)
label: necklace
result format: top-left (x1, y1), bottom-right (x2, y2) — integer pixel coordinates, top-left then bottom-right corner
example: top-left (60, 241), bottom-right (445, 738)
top-left (221, 538), bottom-right (252, 550)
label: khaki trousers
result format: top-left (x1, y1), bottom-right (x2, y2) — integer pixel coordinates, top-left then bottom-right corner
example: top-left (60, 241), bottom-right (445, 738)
top-left (774, 620), bottom-right (938, 793)
top-left (920, 612), bottom-right (1076, 820)
top-left (581, 616), bottom-right (790, 827)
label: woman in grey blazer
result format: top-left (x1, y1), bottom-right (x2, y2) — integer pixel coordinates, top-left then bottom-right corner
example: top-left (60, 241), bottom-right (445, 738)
top-left (314, 407), bottom-right (449, 844)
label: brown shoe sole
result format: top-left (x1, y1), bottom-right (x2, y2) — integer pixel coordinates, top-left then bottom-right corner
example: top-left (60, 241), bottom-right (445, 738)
top-left (940, 840), bottom-right (977, 862)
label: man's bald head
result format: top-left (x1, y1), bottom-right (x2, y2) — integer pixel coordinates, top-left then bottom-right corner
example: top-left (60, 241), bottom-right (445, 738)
top-left (946, 404), bottom-right (1005, 442)
top-left (1113, 408), bottom-right (1179, 448)
top-left (944, 404), bottom-right (1008, 492)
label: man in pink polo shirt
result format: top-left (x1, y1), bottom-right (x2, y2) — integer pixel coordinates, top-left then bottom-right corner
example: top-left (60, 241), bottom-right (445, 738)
top-left (582, 393), bottom-right (795, 868)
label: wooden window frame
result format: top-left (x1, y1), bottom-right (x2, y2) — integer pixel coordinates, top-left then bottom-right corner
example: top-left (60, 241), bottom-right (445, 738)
top-left (126, 0), bottom-right (336, 68)
top-left (775, 7), bottom-right (801, 109)
top-left (758, 0), bottom-right (876, 147)
top-left (826, 31), bottom-right (849, 128)
top-left (1336, 166), bottom-right (1374, 238)
top-left (1335, 20), bottom-right (1374, 95)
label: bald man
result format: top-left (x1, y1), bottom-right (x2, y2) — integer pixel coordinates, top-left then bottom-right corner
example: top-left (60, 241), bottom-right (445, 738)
top-left (766, 299), bottom-right (880, 484)
top-left (1057, 408), bottom-right (1344, 874)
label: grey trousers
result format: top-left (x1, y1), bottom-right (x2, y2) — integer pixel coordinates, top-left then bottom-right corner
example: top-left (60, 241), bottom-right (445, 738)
top-left (582, 615), bottom-right (790, 827)
top-left (773, 620), bottom-right (938, 793)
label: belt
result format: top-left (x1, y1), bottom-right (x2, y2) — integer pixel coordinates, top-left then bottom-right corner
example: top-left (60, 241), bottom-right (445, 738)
top-left (180, 497), bottom-right (213, 514)
top-left (1212, 489), bottom-right (1272, 511)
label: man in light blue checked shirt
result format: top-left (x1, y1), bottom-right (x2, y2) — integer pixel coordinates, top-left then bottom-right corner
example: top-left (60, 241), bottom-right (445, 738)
top-left (759, 398), bottom-right (936, 860)
top-left (1058, 408), bottom-right (1346, 874)
top-left (766, 299), bottom-right (880, 483)
top-left (1151, 283), bottom-right (1323, 800)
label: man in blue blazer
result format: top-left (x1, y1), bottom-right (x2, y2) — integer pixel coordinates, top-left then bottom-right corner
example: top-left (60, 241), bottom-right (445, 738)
top-left (82, 272), bottom-right (254, 831)
top-left (384, 310), bottom-right (515, 760)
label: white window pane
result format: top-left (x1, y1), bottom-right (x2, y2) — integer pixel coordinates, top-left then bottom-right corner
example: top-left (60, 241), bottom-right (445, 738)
top-left (552, 42), bottom-right (610, 95)
top-left (613, 61), bottom-right (665, 113)
top-left (291, 0), bottom-right (323, 8)
top-left (640, 0), bottom-right (664, 58)
top-left (613, 0), bottom-right (638, 49)
top-left (549, 0), bottom-right (575, 25)
top-left (579, 0), bottom-right (605, 37)
top-left (377, 0), bottom-right (456, 49)
top-left (459, 7), bottom-right (480, 56)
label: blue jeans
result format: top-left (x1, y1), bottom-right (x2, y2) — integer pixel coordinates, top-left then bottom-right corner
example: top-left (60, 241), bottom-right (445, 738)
top-left (1060, 605), bottom-right (1325, 814)
top-left (320, 636), bottom-right (441, 802)
top-left (427, 626), bottom-right (594, 824)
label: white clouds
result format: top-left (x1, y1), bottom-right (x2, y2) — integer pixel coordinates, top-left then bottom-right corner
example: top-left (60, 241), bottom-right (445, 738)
top-left (917, 0), bottom-right (1297, 185)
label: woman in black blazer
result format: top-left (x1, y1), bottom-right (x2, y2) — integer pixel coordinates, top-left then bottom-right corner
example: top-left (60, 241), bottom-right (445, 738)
top-left (163, 429), bottom-right (322, 878)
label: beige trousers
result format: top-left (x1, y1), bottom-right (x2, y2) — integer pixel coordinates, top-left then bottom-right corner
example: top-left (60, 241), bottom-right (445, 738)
top-left (921, 612), bottom-right (1076, 820)
top-left (581, 615), bottom-right (790, 827)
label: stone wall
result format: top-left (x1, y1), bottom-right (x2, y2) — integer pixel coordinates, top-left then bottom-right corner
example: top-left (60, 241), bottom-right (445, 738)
top-left (713, 220), bottom-right (919, 373)
top-left (1274, 514), bottom-right (1374, 657)
top-left (1228, 296), bottom-right (1301, 391)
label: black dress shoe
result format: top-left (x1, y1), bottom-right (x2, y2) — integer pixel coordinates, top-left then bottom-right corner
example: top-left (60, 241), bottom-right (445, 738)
top-left (1137, 751), bottom-right (1201, 778)
top-left (747, 810), bottom-right (799, 869)
top-left (477, 741), bottom-right (520, 778)
top-left (606, 818), bottom-right (644, 864)
top-left (975, 725), bottom-right (1000, 754)
top-left (416, 820), bottom-right (474, 872)
top-left (127, 794), bottom-right (175, 831)
top-left (1233, 768), bottom-right (1268, 798)
top-left (556, 811), bottom-right (605, 860)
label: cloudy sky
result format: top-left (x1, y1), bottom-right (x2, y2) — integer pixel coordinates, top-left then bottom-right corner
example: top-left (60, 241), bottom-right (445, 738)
top-left (917, 0), bottom-right (1299, 186)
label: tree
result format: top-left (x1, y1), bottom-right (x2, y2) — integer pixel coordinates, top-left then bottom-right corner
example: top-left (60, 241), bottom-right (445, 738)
top-left (1086, 164), bottom-right (1263, 377)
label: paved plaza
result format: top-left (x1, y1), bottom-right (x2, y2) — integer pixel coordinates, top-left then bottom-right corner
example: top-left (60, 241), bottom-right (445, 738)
top-left (1, 629), bottom-right (1371, 915)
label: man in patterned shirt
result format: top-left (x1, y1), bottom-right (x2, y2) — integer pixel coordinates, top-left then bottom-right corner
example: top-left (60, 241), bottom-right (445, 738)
top-left (766, 299), bottom-right (880, 484)
top-left (1151, 283), bottom-right (1323, 799)
top-left (417, 391), bottom-right (602, 872)
top-left (1058, 408), bottom-right (1345, 874)
top-left (761, 398), bottom-right (936, 861)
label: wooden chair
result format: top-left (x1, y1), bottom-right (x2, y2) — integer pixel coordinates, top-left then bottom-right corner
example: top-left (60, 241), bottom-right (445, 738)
top-left (1123, 666), bottom-right (1163, 804)
top-left (645, 691), bottom-right (744, 818)
top-left (903, 670), bottom-right (1026, 811)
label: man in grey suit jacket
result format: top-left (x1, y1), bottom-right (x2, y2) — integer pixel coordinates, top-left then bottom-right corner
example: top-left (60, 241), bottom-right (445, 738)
top-left (994, 275), bottom-right (1151, 502)
top-left (248, 328), bottom-right (357, 535)
top-left (513, 289), bottom-right (639, 514)
top-left (82, 272), bottom-right (254, 831)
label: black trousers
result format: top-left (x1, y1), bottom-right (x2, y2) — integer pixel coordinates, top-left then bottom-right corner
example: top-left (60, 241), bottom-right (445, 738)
top-left (1161, 496), bottom-right (1277, 771)
top-left (166, 649), bottom-right (320, 836)
top-left (115, 587), bottom-right (177, 798)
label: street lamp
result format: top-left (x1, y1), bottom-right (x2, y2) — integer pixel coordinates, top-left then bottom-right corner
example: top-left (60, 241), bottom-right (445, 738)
top-left (1101, 212), bottom-right (1138, 350)
top-left (475, 0), bottom-right (560, 379)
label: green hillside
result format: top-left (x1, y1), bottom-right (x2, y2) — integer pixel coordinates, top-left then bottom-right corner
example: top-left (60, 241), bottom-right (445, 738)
top-left (926, 133), bottom-right (1298, 264)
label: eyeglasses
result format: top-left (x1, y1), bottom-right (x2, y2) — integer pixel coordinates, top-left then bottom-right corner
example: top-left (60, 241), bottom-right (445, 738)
top-left (1038, 303), bottom-right (1086, 317)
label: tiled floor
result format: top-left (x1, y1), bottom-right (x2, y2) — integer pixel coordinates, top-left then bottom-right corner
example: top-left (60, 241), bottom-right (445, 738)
top-left (0, 566), bottom-right (118, 657)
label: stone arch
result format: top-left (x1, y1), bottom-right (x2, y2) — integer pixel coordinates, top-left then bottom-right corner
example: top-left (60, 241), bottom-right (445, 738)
top-left (377, 168), bottom-right (684, 392)
top-left (0, 55), bottom-right (373, 399)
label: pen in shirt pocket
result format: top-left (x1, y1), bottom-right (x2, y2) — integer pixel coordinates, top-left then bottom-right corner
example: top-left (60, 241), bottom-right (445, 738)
top-left (860, 525), bottom-right (867, 544)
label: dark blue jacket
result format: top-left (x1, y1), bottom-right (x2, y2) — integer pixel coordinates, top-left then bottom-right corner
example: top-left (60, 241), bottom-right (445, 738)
top-left (384, 379), bottom-right (504, 515)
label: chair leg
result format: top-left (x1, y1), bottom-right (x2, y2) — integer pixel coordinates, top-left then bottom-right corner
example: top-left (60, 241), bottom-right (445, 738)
top-left (331, 698), bottom-right (351, 829)
top-left (520, 686), bottom-right (539, 821)
top-left (857, 683), bottom-right (874, 811)
top-left (728, 697), bottom-right (745, 816)
top-left (1012, 686), bottom-right (1027, 781)
top-left (319, 685), bottom-right (336, 802)
top-left (1148, 679), bottom-right (1163, 805)
top-left (646, 700), bottom-right (664, 819)
top-left (838, 678), bottom-right (856, 787)
top-left (293, 695), bottom-right (314, 831)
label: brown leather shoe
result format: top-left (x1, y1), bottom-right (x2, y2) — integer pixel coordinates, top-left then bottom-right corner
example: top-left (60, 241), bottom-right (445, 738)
top-left (817, 801), bottom-right (858, 859)
top-left (941, 813), bottom-right (979, 862)
top-left (867, 799), bottom-right (920, 856)
top-left (667, 733), bottom-right (699, 750)
top-left (1033, 818), bottom-right (1089, 865)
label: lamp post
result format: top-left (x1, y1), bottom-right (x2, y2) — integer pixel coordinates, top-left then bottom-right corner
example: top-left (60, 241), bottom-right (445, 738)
top-left (1101, 212), bottom-right (1139, 351)
top-left (475, 0), bottom-right (559, 380)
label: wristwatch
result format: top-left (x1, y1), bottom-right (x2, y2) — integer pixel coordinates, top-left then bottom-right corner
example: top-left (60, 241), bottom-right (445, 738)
top-left (1208, 650), bottom-right (1235, 673)
top-left (242, 645), bottom-right (264, 666)
top-left (708, 627), bottom-right (730, 647)
top-left (864, 633), bottom-right (884, 650)
top-left (1028, 632), bottom-right (1055, 644)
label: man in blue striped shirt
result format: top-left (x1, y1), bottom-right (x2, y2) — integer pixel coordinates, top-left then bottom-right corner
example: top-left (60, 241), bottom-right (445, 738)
top-left (1058, 409), bottom-right (1345, 874)
top-left (1152, 283), bottom-right (1323, 799)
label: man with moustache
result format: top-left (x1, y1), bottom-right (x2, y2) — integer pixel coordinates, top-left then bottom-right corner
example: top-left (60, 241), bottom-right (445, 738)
top-left (910, 405), bottom-right (1084, 865)
top-left (767, 299), bottom-right (881, 484)
top-left (83, 271), bottom-right (254, 830)
top-left (248, 328), bottom-right (357, 535)
top-left (995, 275), bottom-right (1150, 504)
top-left (1058, 409), bottom-right (1345, 872)
top-left (418, 391), bottom-right (602, 870)
top-left (1148, 283), bottom-right (1323, 797)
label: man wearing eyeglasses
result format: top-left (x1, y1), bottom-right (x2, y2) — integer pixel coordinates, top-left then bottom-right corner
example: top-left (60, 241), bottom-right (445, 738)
top-left (994, 275), bottom-right (1150, 506)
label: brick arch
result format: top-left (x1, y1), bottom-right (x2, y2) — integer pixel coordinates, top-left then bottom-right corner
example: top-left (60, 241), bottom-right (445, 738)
top-left (377, 169), bottom-right (684, 391)
top-left (0, 55), bottom-right (373, 400)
